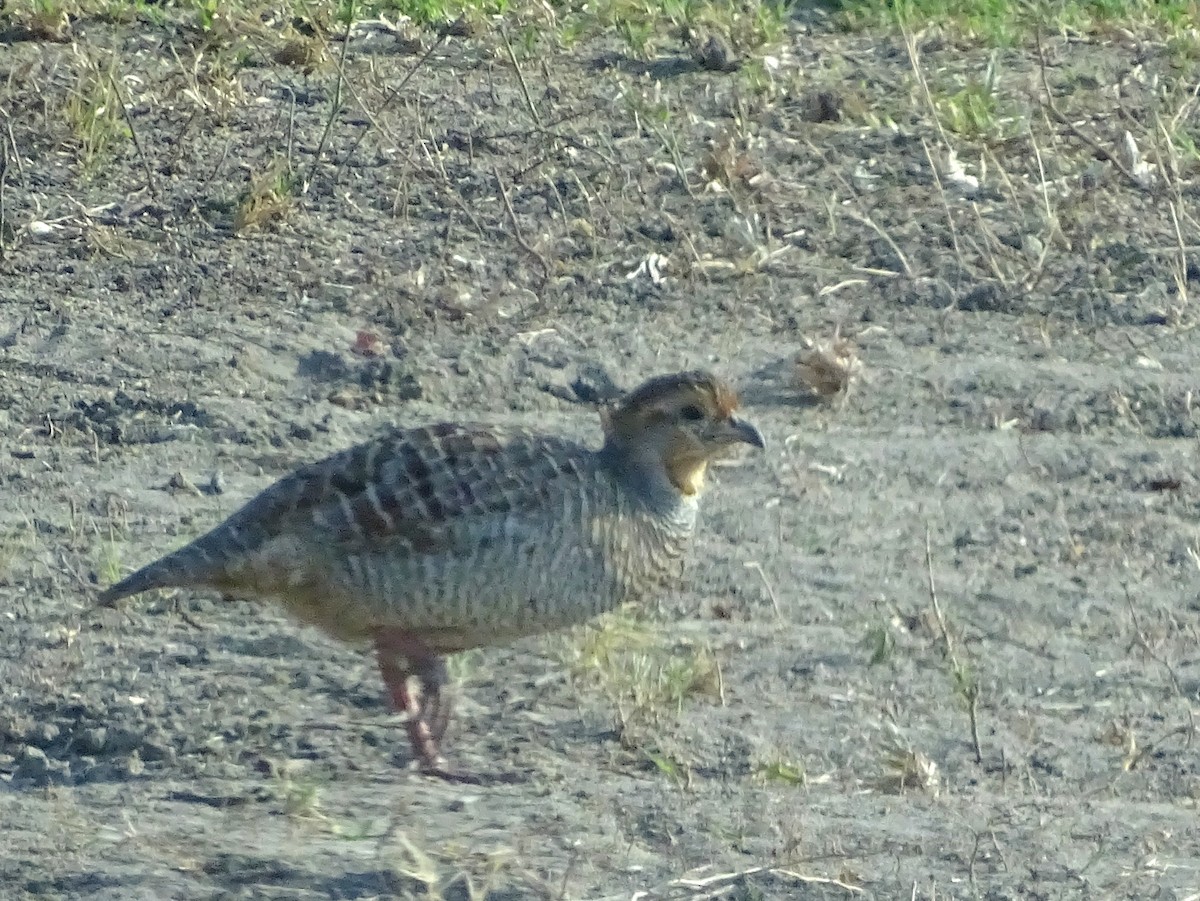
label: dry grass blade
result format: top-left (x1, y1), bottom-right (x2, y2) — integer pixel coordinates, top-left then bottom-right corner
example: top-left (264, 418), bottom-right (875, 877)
top-left (664, 863), bottom-right (864, 897)
top-left (925, 527), bottom-right (984, 763)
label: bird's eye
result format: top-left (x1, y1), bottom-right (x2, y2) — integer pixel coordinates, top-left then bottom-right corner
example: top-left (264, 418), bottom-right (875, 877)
top-left (681, 404), bottom-right (705, 422)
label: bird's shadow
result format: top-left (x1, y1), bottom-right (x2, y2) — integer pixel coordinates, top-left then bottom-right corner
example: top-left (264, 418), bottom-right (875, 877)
top-left (740, 357), bottom-right (825, 410)
top-left (590, 52), bottom-right (702, 80)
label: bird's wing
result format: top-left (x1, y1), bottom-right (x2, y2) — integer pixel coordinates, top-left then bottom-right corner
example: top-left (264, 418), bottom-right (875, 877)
top-left (222, 423), bottom-right (589, 556)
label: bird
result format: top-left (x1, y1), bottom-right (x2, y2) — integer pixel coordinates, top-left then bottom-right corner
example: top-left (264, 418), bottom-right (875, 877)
top-left (99, 370), bottom-right (765, 781)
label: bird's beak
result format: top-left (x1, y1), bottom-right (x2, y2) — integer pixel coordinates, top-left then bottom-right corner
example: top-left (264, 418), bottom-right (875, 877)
top-left (726, 415), bottom-right (766, 449)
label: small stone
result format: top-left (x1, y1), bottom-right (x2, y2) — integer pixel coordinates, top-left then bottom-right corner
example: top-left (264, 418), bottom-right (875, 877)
top-left (15, 745), bottom-right (68, 784)
top-left (75, 726), bottom-right (107, 755)
top-left (106, 726), bottom-right (143, 755)
top-left (140, 734), bottom-right (174, 763)
top-left (446, 795), bottom-right (480, 813)
top-left (16, 745), bottom-right (50, 779)
top-left (692, 33), bottom-right (740, 73)
top-left (1023, 234), bottom-right (1044, 263)
top-left (168, 471), bottom-right (201, 496)
top-left (802, 89), bottom-right (843, 123)
top-left (207, 471), bottom-right (226, 495)
top-left (24, 722), bottom-right (60, 749)
top-left (441, 872), bottom-right (474, 901)
top-left (122, 752), bottom-right (145, 778)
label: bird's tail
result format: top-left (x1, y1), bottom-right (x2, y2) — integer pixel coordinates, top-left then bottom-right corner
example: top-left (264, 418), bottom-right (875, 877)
top-left (97, 542), bottom-right (224, 607)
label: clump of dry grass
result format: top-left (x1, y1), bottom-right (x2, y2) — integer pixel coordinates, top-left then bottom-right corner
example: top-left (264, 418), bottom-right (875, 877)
top-left (62, 48), bottom-right (130, 174)
top-left (877, 746), bottom-right (940, 794)
top-left (874, 725), bottom-right (940, 794)
top-left (561, 613), bottom-right (722, 752)
top-left (8, 0), bottom-right (73, 41)
top-left (234, 158), bottom-right (298, 232)
top-left (755, 755), bottom-right (806, 786)
top-left (794, 330), bottom-right (861, 401)
top-left (698, 127), bottom-right (762, 192)
top-left (273, 32), bottom-right (327, 72)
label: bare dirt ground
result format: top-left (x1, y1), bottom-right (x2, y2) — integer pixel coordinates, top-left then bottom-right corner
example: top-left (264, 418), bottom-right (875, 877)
top-left (2, 4), bottom-right (1199, 898)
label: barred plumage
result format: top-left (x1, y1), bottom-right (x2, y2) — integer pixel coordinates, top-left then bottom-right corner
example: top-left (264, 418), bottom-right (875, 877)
top-left (99, 370), bottom-right (765, 781)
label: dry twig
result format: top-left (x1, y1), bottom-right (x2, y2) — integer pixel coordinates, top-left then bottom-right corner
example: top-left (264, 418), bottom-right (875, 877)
top-left (1035, 29), bottom-right (1140, 188)
top-left (494, 165), bottom-right (552, 284)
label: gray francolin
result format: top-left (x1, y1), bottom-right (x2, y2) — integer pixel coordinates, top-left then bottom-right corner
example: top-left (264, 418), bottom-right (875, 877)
top-left (99, 370), bottom-right (765, 781)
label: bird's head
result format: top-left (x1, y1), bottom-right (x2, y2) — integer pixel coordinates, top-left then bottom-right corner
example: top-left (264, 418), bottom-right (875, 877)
top-left (601, 371), bottom-right (765, 496)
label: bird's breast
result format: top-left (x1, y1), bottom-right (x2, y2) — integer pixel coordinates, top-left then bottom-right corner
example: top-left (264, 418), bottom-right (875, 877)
top-left (316, 479), bottom-right (698, 645)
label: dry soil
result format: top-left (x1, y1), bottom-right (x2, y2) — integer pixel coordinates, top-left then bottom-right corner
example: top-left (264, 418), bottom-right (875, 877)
top-left (1, 6), bottom-right (1199, 900)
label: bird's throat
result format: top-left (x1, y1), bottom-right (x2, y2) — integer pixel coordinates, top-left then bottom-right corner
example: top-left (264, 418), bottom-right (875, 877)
top-left (666, 458), bottom-right (707, 496)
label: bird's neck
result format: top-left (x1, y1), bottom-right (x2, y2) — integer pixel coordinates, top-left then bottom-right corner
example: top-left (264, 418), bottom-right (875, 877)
top-left (597, 439), bottom-right (690, 514)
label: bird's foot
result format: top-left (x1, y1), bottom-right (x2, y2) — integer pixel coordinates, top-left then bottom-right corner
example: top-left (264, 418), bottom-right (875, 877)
top-left (416, 756), bottom-right (530, 786)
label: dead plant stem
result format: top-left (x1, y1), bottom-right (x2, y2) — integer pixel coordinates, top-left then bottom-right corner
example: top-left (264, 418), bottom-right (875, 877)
top-left (107, 70), bottom-right (157, 198)
top-left (494, 165), bottom-right (551, 283)
top-left (925, 526), bottom-right (984, 763)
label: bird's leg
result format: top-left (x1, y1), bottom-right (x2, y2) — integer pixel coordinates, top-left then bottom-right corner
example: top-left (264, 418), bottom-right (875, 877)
top-left (373, 629), bottom-right (489, 784)
top-left (412, 655), bottom-right (452, 746)
top-left (373, 628), bottom-right (526, 786)
top-left (373, 630), bottom-right (446, 768)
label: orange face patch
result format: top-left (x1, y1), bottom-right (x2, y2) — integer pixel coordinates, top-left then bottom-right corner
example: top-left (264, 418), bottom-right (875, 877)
top-left (709, 381), bottom-right (739, 419)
